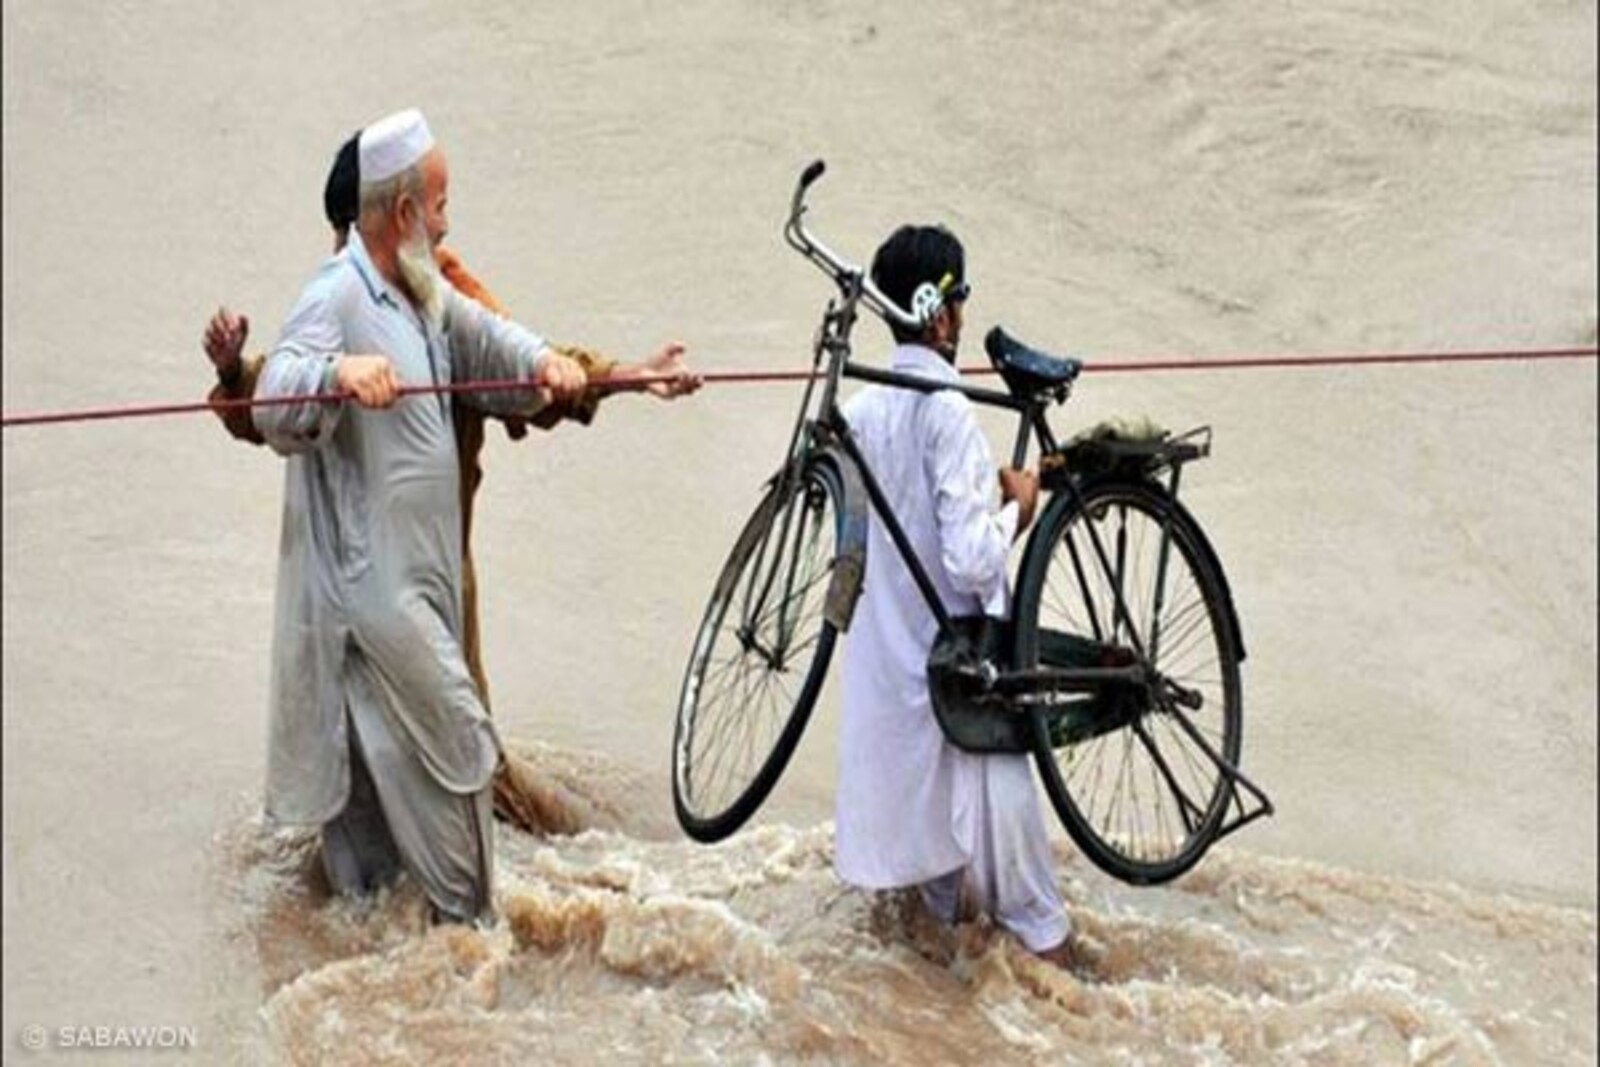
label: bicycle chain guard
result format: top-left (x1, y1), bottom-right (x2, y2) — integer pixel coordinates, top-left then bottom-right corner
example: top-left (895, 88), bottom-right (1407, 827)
top-left (926, 614), bottom-right (1275, 852)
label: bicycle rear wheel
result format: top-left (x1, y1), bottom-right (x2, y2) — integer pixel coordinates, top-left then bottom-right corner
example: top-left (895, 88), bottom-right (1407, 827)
top-left (672, 460), bottom-right (844, 842)
top-left (1014, 478), bottom-right (1242, 884)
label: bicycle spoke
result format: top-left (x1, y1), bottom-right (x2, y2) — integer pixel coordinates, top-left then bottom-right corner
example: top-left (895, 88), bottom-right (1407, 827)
top-left (783, 626), bottom-right (826, 659)
top-left (1155, 711), bottom-right (1222, 811)
top-left (1116, 729), bottom-right (1140, 858)
top-left (1060, 522), bottom-right (1105, 641)
top-left (1131, 718), bottom-right (1202, 836)
top-left (1152, 596), bottom-right (1211, 668)
top-left (696, 664), bottom-right (764, 794)
top-left (751, 565), bottom-right (831, 635)
top-left (696, 653), bottom-right (759, 723)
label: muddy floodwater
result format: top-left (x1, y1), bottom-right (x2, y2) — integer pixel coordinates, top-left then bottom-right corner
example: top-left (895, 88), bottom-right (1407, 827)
top-left (3, 0), bottom-right (1595, 1063)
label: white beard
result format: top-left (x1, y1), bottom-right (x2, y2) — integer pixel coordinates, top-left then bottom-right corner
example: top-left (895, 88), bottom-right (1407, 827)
top-left (397, 224), bottom-right (445, 327)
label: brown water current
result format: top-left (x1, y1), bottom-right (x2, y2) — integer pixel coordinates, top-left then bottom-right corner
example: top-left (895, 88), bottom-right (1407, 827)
top-left (206, 745), bottom-right (1594, 1066)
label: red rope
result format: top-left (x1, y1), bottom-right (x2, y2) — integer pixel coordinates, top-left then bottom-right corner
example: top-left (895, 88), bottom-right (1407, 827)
top-left (2, 346), bottom-right (1594, 429)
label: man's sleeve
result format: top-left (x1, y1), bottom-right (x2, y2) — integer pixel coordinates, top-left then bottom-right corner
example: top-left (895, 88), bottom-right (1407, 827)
top-left (441, 286), bottom-right (551, 418)
top-left (521, 344), bottom-right (616, 433)
top-left (208, 353), bottom-right (267, 446)
top-left (925, 393), bottom-right (1015, 613)
top-left (253, 288), bottom-right (347, 455)
top-left (435, 249), bottom-right (615, 438)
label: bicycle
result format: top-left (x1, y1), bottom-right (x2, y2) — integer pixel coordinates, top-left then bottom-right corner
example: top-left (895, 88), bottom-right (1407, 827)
top-left (672, 161), bottom-right (1272, 885)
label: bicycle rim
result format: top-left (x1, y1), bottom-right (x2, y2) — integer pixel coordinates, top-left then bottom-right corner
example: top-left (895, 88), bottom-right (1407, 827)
top-left (1019, 480), bottom-right (1242, 883)
top-left (672, 462), bottom-right (842, 841)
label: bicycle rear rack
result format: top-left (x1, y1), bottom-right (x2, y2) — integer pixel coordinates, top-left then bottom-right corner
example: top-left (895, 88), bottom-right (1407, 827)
top-left (1043, 424), bottom-right (1212, 489)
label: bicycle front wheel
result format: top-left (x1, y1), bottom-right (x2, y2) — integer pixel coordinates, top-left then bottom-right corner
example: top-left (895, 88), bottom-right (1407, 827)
top-left (672, 460), bottom-right (844, 842)
top-left (1015, 478), bottom-right (1243, 884)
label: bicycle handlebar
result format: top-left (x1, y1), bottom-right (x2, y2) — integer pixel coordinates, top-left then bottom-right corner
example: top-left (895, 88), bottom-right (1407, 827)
top-left (784, 159), bottom-right (924, 332)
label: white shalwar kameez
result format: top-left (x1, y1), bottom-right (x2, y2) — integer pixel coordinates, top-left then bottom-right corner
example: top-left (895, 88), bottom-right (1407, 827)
top-left (834, 344), bottom-right (1069, 953)
top-left (254, 231), bottom-right (551, 921)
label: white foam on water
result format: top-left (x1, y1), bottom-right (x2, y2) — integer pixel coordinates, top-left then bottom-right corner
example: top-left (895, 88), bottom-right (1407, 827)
top-left (209, 744), bottom-right (1596, 1066)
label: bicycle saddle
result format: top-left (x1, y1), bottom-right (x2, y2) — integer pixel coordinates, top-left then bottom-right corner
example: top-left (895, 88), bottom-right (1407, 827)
top-left (985, 326), bottom-right (1082, 397)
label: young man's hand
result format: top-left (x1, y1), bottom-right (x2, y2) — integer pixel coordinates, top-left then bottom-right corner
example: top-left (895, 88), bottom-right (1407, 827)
top-left (335, 355), bottom-right (402, 408)
top-left (999, 467), bottom-right (1039, 538)
top-left (636, 341), bottom-right (703, 400)
top-left (601, 342), bottom-right (703, 400)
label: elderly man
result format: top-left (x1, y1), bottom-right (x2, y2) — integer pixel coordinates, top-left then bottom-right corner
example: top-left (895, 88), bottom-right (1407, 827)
top-left (205, 130), bottom-right (692, 836)
top-left (252, 109), bottom-right (677, 922)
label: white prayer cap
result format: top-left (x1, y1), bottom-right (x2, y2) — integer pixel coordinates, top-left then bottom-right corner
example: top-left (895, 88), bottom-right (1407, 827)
top-left (358, 108), bottom-right (435, 184)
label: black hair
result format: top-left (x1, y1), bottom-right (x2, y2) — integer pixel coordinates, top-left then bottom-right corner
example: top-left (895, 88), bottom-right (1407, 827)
top-left (869, 224), bottom-right (965, 344)
top-left (322, 132), bottom-right (361, 233)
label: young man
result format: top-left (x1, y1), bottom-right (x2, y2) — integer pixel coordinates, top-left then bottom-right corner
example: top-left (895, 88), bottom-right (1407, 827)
top-left (833, 224), bottom-right (1079, 966)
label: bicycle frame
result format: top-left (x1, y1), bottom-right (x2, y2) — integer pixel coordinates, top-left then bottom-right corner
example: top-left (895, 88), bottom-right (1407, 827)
top-left (738, 161), bottom-right (1273, 847)
top-left (769, 163), bottom-right (1158, 684)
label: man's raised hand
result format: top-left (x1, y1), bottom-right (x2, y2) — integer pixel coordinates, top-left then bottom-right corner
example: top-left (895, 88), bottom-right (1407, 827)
top-left (205, 307), bottom-right (250, 387)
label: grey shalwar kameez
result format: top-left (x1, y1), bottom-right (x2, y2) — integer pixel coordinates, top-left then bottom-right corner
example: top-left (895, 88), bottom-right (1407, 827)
top-left (253, 232), bottom-right (549, 920)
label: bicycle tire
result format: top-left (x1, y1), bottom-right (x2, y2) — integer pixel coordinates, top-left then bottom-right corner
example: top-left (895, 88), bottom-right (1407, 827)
top-left (672, 459), bottom-right (844, 842)
top-left (1014, 478), bottom-right (1243, 884)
